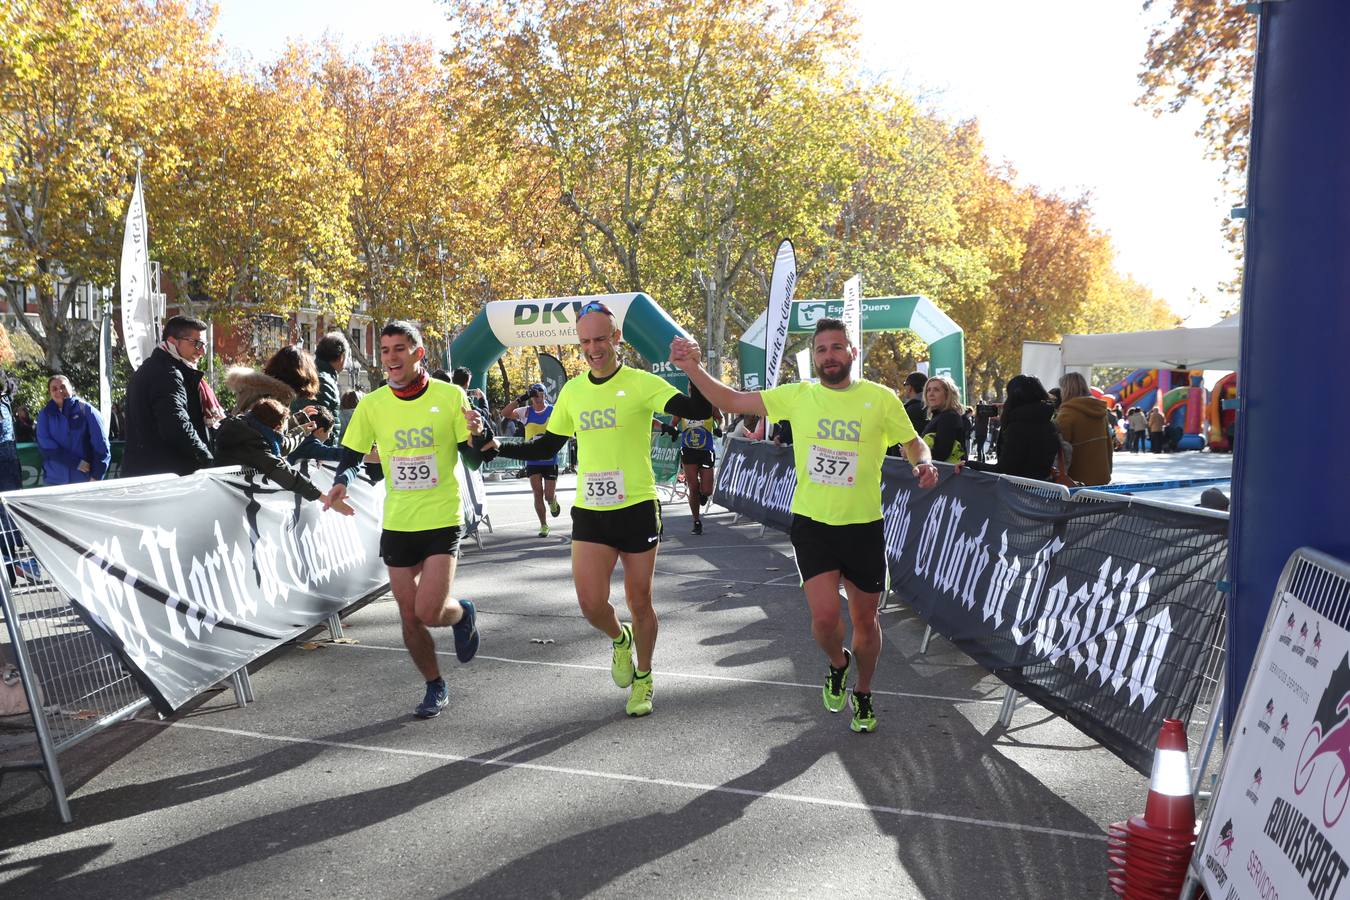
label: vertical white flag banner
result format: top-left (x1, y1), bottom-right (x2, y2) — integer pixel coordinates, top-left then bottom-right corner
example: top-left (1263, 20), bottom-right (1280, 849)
top-left (98, 302), bottom-right (112, 425)
top-left (120, 170), bottom-right (156, 370)
top-left (763, 239), bottom-right (797, 390)
top-left (795, 347), bottom-right (813, 383)
top-left (842, 274), bottom-right (862, 381)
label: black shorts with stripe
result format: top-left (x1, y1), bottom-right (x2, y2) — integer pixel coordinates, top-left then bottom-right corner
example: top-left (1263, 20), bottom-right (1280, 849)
top-left (789, 515), bottom-right (886, 594)
top-left (380, 526), bottom-right (462, 568)
top-left (680, 447), bottom-right (714, 468)
top-left (571, 500), bottom-right (663, 554)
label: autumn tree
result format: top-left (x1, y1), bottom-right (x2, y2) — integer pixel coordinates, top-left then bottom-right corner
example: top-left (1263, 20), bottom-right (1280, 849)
top-left (1139, 0), bottom-right (1255, 287)
top-left (152, 45), bottom-right (357, 332)
top-left (0, 0), bottom-right (218, 369)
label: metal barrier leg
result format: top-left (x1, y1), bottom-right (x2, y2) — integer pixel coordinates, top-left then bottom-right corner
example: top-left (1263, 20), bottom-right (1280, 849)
top-left (326, 613), bottom-right (345, 641)
top-left (2, 586), bottom-right (72, 823)
top-left (997, 685), bottom-right (1019, 728)
top-left (229, 668), bottom-right (254, 707)
top-left (757, 524), bottom-right (766, 540)
top-left (919, 624), bottom-right (933, 654)
top-left (482, 514), bottom-right (493, 534)
top-left (1191, 682), bottom-right (1225, 797)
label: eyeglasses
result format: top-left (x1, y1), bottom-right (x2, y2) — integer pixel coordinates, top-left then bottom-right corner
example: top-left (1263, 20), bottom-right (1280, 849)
top-left (177, 338), bottom-right (207, 351)
top-left (577, 300), bottom-right (614, 318)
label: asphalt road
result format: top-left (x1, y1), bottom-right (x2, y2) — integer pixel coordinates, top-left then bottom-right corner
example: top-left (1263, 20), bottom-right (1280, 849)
top-left (0, 475), bottom-right (1144, 898)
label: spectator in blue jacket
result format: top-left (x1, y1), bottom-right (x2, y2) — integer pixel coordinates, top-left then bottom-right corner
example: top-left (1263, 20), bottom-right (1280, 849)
top-left (37, 375), bottom-right (111, 485)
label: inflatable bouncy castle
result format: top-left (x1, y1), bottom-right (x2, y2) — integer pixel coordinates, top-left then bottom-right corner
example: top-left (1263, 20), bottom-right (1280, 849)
top-left (1103, 368), bottom-right (1207, 450)
top-left (1207, 372), bottom-right (1238, 452)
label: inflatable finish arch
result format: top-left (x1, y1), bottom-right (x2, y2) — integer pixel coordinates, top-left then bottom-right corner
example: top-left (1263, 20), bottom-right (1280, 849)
top-left (448, 293), bottom-right (691, 391)
top-left (738, 295), bottom-right (966, 400)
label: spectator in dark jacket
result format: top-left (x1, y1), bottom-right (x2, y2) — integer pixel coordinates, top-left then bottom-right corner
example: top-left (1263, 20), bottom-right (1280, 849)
top-left (313, 332), bottom-right (348, 438)
top-left (902, 371), bottom-right (928, 433)
top-left (965, 375), bottom-right (1059, 480)
top-left (920, 374), bottom-right (968, 464)
top-left (36, 375), bottom-right (111, 485)
top-left (121, 315), bottom-right (213, 477)
top-left (215, 399), bottom-right (351, 511)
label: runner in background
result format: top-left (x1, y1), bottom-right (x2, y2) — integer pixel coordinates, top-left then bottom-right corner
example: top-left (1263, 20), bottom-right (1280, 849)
top-left (502, 383), bottom-right (562, 537)
top-left (492, 302), bottom-right (712, 718)
top-left (324, 321), bottom-right (495, 720)
top-left (670, 318), bottom-right (938, 734)
top-left (667, 411), bottom-right (721, 534)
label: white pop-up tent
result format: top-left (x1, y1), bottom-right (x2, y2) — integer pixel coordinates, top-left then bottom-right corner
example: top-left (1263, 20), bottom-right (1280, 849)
top-left (1021, 315), bottom-right (1240, 386)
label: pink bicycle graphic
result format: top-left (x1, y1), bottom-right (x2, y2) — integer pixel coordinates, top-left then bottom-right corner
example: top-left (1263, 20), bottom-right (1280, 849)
top-left (1295, 679), bottom-right (1350, 828)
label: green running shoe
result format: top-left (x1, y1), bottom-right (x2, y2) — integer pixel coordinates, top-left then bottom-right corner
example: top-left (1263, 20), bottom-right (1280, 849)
top-left (626, 672), bottom-right (654, 717)
top-left (823, 649), bottom-right (851, 713)
top-left (850, 690), bottom-right (877, 733)
top-left (539, 524), bottom-right (550, 537)
top-left (549, 499), bottom-right (561, 517)
top-left (611, 624), bottom-right (635, 687)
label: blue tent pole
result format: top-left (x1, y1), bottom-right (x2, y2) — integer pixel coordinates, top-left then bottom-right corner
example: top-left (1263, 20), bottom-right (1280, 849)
top-left (1227, 0), bottom-right (1350, 726)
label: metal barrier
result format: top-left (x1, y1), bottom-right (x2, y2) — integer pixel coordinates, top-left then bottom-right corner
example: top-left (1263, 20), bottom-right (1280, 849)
top-left (0, 468), bottom-right (355, 823)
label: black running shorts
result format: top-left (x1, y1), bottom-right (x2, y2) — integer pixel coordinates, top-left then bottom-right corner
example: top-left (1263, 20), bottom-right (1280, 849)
top-left (526, 464), bottom-right (559, 480)
top-left (571, 500), bottom-right (663, 553)
top-left (380, 526), bottom-right (462, 568)
top-left (789, 515), bottom-right (886, 594)
top-left (680, 448), bottom-right (715, 469)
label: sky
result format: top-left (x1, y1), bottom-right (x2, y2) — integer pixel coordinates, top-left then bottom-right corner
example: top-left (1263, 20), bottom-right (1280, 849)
top-left (213, 0), bottom-right (1238, 326)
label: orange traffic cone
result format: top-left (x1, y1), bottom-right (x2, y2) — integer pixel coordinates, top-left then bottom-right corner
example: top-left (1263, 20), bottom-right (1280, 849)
top-left (1106, 718), bottom-right (1197, 898)
top-left (1143, 718), bottom-right (1196, 833)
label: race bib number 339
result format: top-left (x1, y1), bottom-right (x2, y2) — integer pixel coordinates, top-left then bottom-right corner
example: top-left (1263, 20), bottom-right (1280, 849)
top-left (807, 445), bottom-right (857, 487)
top-left (584, 470), bottom-right (626, 506)
top-left (391, 453), bottom-right (438, 490)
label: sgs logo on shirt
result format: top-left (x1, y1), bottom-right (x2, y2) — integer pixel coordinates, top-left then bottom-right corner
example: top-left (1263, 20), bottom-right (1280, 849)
top-left (394, 426), bottom-right (435, 449)
top-left (578, 408), bottom-right (617, 431)
top-left (816, 418), bottom-right (862, 442)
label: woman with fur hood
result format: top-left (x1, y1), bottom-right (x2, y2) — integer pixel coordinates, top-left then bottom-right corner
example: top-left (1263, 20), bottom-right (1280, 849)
top-left (224, 345), bottom-right (320, 414)
top-left (1056, 372), bottom-right (1113, 486)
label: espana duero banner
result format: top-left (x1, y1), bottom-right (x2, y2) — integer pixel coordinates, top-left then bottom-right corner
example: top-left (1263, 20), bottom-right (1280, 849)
top-left (715, 439), bottom-right (1228, 774)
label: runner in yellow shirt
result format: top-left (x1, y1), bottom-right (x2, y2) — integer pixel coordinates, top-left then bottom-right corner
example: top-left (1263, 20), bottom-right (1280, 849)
top-left (493, 301), bottom-right (712, 717)
top-left (670, 317), bottom-right (939, 733)
top-left (324, 321), bottom-right (495, 720)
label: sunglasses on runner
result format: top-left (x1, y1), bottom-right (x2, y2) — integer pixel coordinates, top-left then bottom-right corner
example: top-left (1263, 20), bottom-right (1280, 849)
top-left (577, 300), bottom-right (614, 319)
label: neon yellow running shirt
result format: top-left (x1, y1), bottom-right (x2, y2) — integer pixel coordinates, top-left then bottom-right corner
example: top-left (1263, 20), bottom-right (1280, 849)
top-left (341, 380), bottom-right (471, 530)
top-left (760, 379), bottom-right (916, 526)
top-left (547, 365), bottom-right (678, 511)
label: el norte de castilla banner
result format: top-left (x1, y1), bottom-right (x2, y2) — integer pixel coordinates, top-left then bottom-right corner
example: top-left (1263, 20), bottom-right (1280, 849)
top-left (3, 465), bottom-right (391, 715)
top-left (714, 439), bottom-right (1228, 774)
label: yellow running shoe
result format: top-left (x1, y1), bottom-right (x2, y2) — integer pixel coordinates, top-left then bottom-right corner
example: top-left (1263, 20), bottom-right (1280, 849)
top-left (850, 690), bottom-right (877, 733)
top-left (823, 649), bottom-right (850, 713)
top-left (626, 672), bottom-right (654, 717)
top-left (611, 623), bottom-right (635, 687)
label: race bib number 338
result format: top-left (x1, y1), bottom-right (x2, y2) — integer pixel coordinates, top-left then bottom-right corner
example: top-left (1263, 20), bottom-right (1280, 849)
top-left (807, 445), bottom-right (857, 487)
top-left (584, 470), bottom-right (626, 506)
top-left (391, 453), bottom-right (438, 490)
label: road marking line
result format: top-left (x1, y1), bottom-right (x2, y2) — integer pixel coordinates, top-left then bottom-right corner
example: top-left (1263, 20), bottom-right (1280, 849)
top-left (140, 718), bottom-right (1104, 842)
top-left (334, 642), bottom-right (1005, 706)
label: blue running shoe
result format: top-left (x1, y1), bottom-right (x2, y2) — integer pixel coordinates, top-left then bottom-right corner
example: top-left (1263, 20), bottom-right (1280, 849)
top-left (453, 600), bottom-right (480, 663)
top-left (415, 679), bottom-right (449, 718)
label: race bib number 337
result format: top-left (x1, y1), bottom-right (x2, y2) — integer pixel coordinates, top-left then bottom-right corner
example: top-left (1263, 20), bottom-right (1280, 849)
top-left (584, 470), bottom-right (626, 506)
top-left (807, 445), bottom-right (857, 487)
top-left (391, 453), bottom-right (438, 490)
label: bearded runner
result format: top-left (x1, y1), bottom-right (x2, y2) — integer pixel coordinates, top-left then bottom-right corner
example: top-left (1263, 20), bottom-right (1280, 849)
top-left (671, 316), bottom-right (938, 734)
top-left (493, 301), bottom-right (711, 718)
top-left (325, 321), bottom-right (495, 720)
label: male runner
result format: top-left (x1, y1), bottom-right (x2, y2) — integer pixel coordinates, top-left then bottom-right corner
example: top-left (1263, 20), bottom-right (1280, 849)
top-left (494, 301), bottom-right (711, 717)
top-left (671, 318), bottom-right (938, 733)
top-left (667, 412), bottom-right (721, 534)
top-left (502, 383), bottom-right (562, 536)
top-left (324, 321), bottom-right (493, 719)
